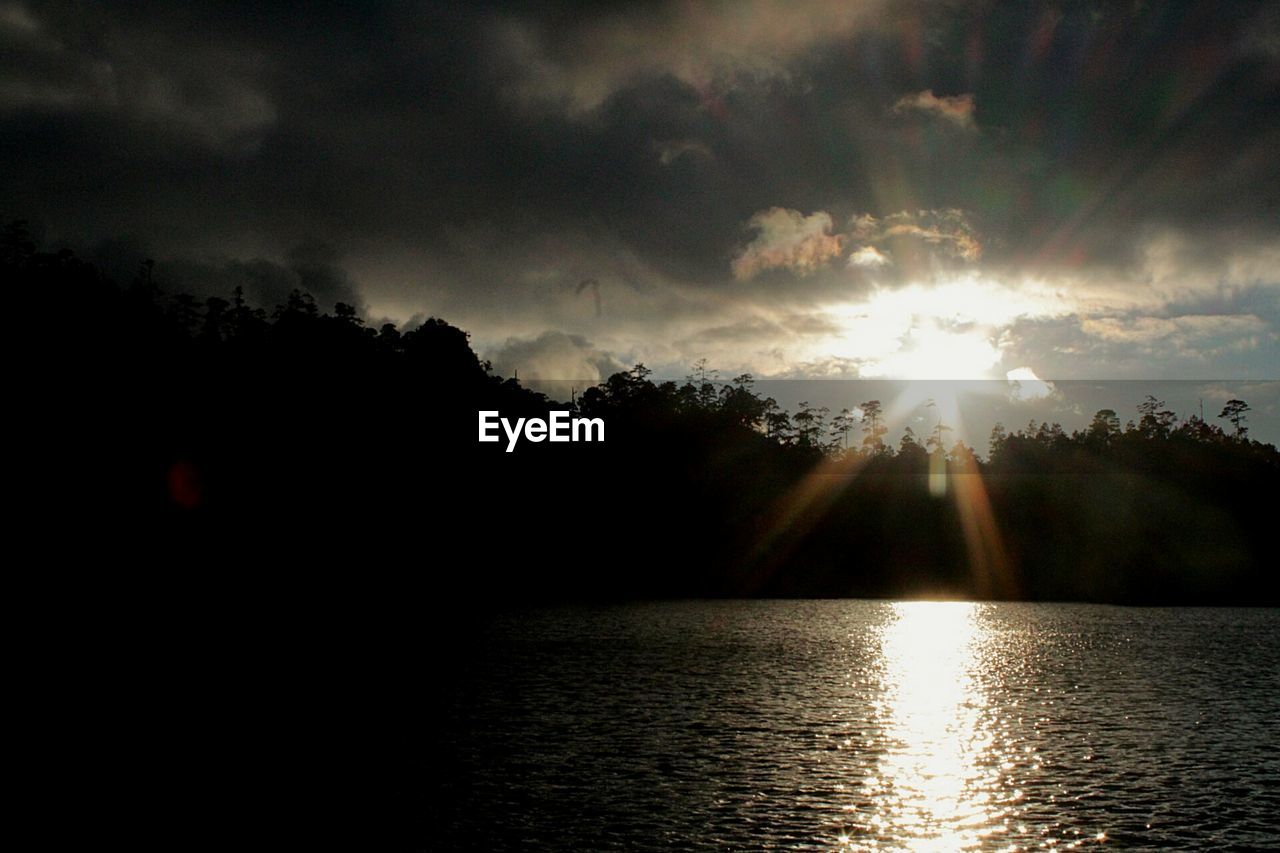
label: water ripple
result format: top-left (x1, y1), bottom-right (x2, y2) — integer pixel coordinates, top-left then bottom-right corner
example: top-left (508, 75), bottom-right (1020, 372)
top-left (431, 601), bottom-right (1280, 850)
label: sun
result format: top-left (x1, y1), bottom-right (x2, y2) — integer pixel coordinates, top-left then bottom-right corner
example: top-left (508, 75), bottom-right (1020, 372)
top-left (861, 322), bottom-right (1003, 380)
top-left (817, 276), bottom-right (1035, 381)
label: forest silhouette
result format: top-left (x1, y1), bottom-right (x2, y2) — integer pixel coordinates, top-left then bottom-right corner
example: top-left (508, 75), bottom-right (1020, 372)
top-left (12, 220), bottom-right (1278, 606)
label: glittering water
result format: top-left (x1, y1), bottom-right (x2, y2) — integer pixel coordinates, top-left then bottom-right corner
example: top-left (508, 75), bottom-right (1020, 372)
top-left (431, 602), bottom-right (1280, 850)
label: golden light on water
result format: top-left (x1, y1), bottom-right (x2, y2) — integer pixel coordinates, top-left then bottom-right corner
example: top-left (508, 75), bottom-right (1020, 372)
top-left (861, 602), bottom-right (1006, 850)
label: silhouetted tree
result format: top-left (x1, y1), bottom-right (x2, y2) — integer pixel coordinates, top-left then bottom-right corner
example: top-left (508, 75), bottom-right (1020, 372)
top-left (1137, 395), bottom-right (1176, 439)
top-left (988, 423), bottom-right (1007, 460)
top-left (1219, 399), bottom-right (1251, 439)
top-left (168, 293), bottom-right (201, 334)
top-left (948, 440), bottom-right (977, 466)
top-left (720, 374), bottom-right (770, 429)
top-left (687, 358), bottom-right (719, 408)
top-left (377, 322), bottom-right (402, 352)
top-left (831, 408), bottom-right (855, 451)
top-left (1, 219), bottom-right (36, 266)
top-left (764, 400), bottom-right (793, 443)
top-left (1176, 412), bottom-right (1222, 442)
top-left (895, 425), bottom-right (928, 470)
top-left (924, 401), bottom-right (952, 452)
top-left (1087, 409), bottom-right (1121, 446)
top-left (1036, 421), bottom-right (1066, 449)
top-left (333, 302), bottom-right (363, 325)
top-left (793, 401), bottom-right (829, 450)
top-left (859, 400), bottom-right (887, 453)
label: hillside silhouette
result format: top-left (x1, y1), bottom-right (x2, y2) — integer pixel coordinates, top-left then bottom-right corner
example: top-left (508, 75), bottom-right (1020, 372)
top-left (13, 219), bottom-right (1280, 849)
top-left (11, 220), bottom-right (1279, 607)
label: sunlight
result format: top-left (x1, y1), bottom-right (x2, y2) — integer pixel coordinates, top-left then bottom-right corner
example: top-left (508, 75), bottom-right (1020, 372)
top-left (742, 449), bottom-right (874, 589)
top-left (816, 274), bottom-right (1071, 381)
top-left (882, 381), bottom-right (964, 436)
top-left (857, 275), bottom-right (1066, 330)
top-left (950, 453), bottom-right (1019, 599)
top-left (859, 323), bottom-right (1002, 380)
top-left (864, 602), bottom-right (1005, 850)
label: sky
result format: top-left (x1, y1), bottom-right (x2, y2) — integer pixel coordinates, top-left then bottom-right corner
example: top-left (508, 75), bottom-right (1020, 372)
top-left (3, 0), bottom-right (1279, 397)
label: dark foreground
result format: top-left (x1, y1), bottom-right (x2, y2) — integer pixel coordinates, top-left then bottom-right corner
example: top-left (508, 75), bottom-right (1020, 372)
top-left (13, 228), bottom-right (1280, 849)
top-left (15, 229), bottom-right (1280, 606)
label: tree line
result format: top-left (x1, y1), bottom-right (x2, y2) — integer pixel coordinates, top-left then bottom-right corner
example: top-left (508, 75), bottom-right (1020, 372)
top-left (9, 219), bottom-right (1278, 605)
top-left (578, 358), bottom-right (1265, 467)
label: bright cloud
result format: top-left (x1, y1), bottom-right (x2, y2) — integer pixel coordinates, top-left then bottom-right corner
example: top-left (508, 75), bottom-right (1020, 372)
top-left (731, 208), bottom-right (844, 280)
top-left (871, 210), bottom-right (983, 261)
top-left (733, 207), bottom-right (982, 280)
top-left (1081, 314), bottom-right (1268, 344)
top-left (848, 245), bottom-right (891, 268)
top-left (1006, 367), bottom-right (1055, 400)
top-left (892, 89), bottom-right (976, 128)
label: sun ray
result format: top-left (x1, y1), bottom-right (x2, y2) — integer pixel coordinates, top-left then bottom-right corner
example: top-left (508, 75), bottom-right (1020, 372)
top-left (741, 449), bottom-right (873, 592)
top-left (949, 452), bottom-right (1020, 599)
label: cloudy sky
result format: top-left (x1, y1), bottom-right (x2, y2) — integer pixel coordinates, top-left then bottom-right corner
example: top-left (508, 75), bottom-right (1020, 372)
top-left (4, 0), bottom-right (1279, 386)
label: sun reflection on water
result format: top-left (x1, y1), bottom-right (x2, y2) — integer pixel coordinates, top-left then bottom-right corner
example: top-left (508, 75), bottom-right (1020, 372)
top-left (860, 601), bottom-right (1006, 850)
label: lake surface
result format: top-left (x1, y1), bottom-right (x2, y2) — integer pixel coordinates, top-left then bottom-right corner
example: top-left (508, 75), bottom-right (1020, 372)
top-left (428, 602), bottom-right (1280, 850)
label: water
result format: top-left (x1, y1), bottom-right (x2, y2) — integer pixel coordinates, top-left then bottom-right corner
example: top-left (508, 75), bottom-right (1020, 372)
top-left (429, 602), bottom-right (1280, 850)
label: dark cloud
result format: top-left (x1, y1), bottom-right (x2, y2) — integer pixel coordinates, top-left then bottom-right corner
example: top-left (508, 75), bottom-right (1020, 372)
top-left (78, 233), bottom-right (364, 313)
top-left (2, 0), bottom-right (1278, 378)
top-left (158, 252), bottom-right (363, 314)
top-left (485, 330), bottom-right (625, 382)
